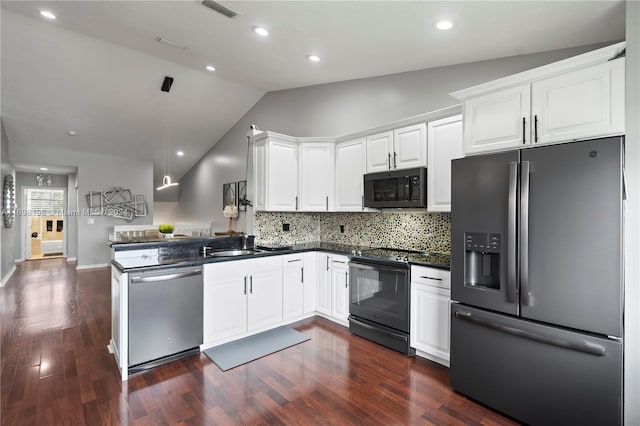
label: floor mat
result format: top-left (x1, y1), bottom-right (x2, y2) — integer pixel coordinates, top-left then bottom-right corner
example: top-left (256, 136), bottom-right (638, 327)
top-left (203, 326), bottom-right (310, 371)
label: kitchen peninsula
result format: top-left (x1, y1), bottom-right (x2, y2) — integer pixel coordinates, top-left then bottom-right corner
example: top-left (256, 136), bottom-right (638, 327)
top-left (109, 230), bottom-right (450, 380)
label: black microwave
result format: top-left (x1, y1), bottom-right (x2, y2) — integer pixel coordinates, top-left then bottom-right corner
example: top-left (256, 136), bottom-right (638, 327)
top-left (363, 167), bottom-right (427, 208)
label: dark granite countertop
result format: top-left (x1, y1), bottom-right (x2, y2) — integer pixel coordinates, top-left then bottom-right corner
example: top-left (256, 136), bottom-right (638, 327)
top-left (112, 240), bottom-right (450, 272)
top-left (109, 236), bottom-right (224, 250)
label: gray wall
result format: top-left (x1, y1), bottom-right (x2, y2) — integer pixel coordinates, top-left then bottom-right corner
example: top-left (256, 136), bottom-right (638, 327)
top-left (1, 119), bottom-right (19, 284)
top-left (67, 173), bottom-right (78, 260)
top-left (625, 1), bottom-right (640, 424)
top-left (9, 143), bottom-right (154, 267)
top-left (173, 42), bottom-right (611, 230)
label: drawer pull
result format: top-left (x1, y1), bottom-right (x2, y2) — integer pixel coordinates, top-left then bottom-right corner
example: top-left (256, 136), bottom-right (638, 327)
top-left (420, 276), bottom-right (443, 281)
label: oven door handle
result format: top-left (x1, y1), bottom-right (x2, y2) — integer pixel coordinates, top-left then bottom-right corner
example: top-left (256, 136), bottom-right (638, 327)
top-left (349, 262), bottom-right (408, 274)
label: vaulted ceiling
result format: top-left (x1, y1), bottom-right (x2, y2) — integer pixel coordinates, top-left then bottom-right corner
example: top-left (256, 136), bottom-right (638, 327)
top-left (0, 1), bottom-right (625, 188)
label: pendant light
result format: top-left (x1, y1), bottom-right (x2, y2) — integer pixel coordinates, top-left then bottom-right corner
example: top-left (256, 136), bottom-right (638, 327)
top-left (156, 76), bottom-right (179, 191)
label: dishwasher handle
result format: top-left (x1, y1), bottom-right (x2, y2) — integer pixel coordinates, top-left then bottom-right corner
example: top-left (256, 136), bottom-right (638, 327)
top-left (131, 269), bottom-right (202, 283)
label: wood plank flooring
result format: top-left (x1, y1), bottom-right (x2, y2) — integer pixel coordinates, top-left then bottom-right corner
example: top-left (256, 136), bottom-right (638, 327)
top-left (1, 258), bottom-right (520, 425)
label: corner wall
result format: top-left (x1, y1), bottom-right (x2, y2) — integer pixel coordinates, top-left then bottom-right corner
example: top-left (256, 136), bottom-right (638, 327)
top-left (1, 119), bottom-right (18, 285)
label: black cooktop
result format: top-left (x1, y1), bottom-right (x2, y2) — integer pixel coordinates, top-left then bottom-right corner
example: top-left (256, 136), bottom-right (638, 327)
top-left (351, 247), bottom-right (450, 269)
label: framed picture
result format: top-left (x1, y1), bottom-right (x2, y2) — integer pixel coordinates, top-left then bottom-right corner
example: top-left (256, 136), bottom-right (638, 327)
top-left (237, 180), bottom-right (247, 211)
top-left (223, 182), bottom-right (237, 209)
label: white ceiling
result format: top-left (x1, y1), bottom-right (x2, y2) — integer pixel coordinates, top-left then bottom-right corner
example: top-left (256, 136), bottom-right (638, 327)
top-left (0, 1), bottom-right (625, 189)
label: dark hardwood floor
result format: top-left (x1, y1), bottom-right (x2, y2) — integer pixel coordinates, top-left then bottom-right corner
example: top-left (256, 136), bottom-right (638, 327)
top-left (1, 259), bottom-right (519, 425)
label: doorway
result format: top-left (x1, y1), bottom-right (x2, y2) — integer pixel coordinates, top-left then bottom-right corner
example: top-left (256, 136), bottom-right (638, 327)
top-left (24, 188), bottom-right (65, 260)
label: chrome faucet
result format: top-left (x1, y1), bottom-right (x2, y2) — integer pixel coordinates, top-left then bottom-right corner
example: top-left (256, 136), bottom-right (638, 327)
top-left (242, 234), bottom-right (249, 250)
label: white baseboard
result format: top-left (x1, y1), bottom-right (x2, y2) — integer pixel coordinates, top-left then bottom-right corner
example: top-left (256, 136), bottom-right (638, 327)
top-left (76, 263), bottom-right (109, 270)
top-left (14, 258), bottom-right (25, 263)
top-left (1, 265), bottom-right (17, 287)
top-left (66, 257), bottom-right (78, 262)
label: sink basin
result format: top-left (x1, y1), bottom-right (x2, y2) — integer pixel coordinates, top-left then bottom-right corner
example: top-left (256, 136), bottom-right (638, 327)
top-left (208, 249), bottom-right (260, 258)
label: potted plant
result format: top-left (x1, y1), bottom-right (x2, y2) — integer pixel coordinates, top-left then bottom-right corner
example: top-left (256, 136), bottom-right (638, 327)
top-left (158, 223), bottom-right (174, 239)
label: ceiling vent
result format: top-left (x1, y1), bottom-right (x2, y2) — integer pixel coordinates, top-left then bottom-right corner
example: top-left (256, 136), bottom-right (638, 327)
top-left (155, 36), bottom-right (187, 50)
top-left (201, 1), bottom-right (240, 18)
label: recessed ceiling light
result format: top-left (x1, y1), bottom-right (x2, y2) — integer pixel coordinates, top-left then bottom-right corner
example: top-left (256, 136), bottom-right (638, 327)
top-left (205, 65), bottom-right (216, 72)
top-left (252, 26), bottom-right (269, 37)
top-left (176, 151), bottom-right (184, 156)
top-left (307, 55), bottom-right (321, 62)
top-left (40, 167), bottom-right (49, 171)
top-left (40, 10), bottom-right (57, 20)
top-left (435, 20), bottom-right (454, 30)
top-left (68, 130), bottom-right (77, 136)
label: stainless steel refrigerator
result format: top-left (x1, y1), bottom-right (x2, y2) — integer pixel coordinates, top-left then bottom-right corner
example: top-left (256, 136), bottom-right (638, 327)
top-left (450, 137), bottom-right (624, 425)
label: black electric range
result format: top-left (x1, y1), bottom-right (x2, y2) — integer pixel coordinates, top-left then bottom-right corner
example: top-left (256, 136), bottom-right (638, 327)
top-left (350, 247), bottom-right (450, 269)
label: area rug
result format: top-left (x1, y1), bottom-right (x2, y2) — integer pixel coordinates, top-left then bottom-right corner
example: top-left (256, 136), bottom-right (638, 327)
top-left (203, 326), bottom-right (310, 371)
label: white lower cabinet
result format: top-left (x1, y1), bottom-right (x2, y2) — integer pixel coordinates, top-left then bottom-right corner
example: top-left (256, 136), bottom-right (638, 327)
top-left (283, 252), bottom-right (319, 321)
top-left (302, 252), bottom-right (317, 313)
top-left (410, 265), bottom-right (451, 367)
top-left (203, 257), bottom-right (282, 345)
top-left (330, 255), bottom-right (350, 323)
top-left (316, 253), bottom-right (332, 316)
top-left (283, 254), bottom-right (305, 320)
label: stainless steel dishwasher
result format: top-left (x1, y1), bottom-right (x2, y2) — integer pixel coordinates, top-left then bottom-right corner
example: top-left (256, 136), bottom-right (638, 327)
top-left (128, 266), bottom-right (203, 371)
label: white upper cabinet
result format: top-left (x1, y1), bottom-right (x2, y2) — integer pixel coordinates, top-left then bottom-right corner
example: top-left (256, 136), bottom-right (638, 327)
top-left (299, 142), bottom-right (334, 211)
top-left (253, 141), bottom-right (267, 211)
top-left (253, 133), bottom-right (298, 211)
top-left (393, 123), bottom-right (427, 170)
top-left (462, 85), bottom-right (531, 155)
top-left (365, 131), bottom-right (393, 173)
top-left (335, 138), bottom-right (365, 211)
top-left (427, 115), bottom-right (464, 212)
top-left (531, 59), bottom-right (625, 146)
top-left (366, 124), bottom-right (426, 173)
top-left (452, 42), bottom-right (626, 156)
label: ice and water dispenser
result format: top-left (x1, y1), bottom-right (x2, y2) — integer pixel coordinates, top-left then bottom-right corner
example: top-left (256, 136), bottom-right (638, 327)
top-left (464, 232), bottom-right (501, 290)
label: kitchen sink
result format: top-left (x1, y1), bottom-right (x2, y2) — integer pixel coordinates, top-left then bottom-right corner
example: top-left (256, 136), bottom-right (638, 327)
top-left (207, 249), bottom-right (262, 258)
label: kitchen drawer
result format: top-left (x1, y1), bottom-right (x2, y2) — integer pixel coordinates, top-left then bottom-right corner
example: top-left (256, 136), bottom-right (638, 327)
top-left (410, 265), bottom-right (450, 289)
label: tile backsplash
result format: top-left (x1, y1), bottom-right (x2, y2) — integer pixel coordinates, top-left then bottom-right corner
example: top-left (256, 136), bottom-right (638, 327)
top-left (254, 211), bottom-right (451, 253)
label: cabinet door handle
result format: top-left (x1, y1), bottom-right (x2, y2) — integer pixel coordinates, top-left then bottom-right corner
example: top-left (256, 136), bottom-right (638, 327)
top-left (250, 275), bottom-right (253, 294)
top-left (345, 271), bottom-right (348, 288)
top-left (244, 276), bottom-right (247, 295)
top-left (295, 196), bottom-right (298, 210)
top-left (326, 196), bottom-right (329, 211)
top-left (326, 256), bottom-right (330, 271)
top-left (522, 117), bottom-right (526, 144)
top-left (388, 153), bottom-right (391, 170)
top-left (301, 267), bottom-right (304, 283)
top-left (420, 276), bottom-right (443, 281)
top-left (393, 151), bottom-right (397, 169)
top-left (534, 115), bottom-right (538, 143)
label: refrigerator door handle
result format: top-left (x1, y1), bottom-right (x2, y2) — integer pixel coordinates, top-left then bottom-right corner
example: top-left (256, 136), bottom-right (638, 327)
top-left (454, 311), bottom-right (606, 357)
top-left (507, 162), bottom-right (518, 303)
top-left (520, 161), bottom-right (531, 306)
